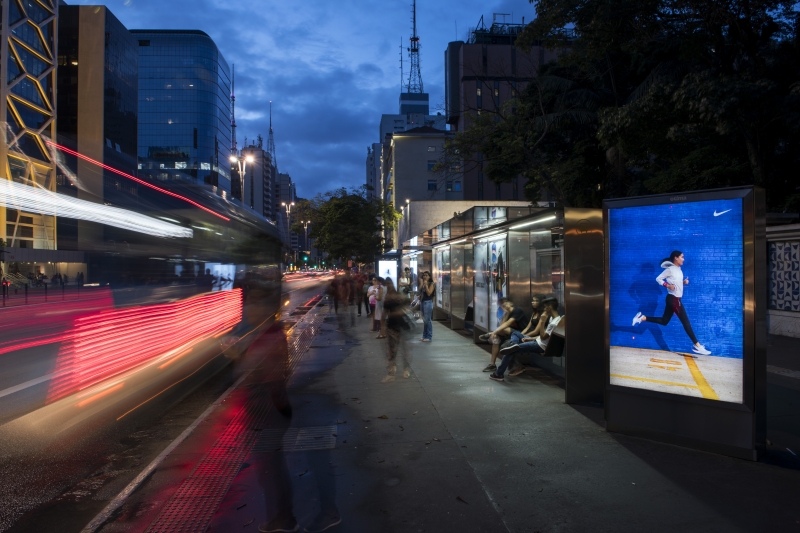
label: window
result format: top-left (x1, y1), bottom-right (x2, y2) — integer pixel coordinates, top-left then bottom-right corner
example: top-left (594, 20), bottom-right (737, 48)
top-left (476, 87), bottom-right (482, 97)
top-left (427, 180), bottom-right (437, 191)
top-left (454, 181), bottom-right (462, 192)
top-left (427, 146), bottom-right (436, 152)
top-left (138, 40), bottom-right (150, 46)
top-left (446, 181), bottom-right (453, 192)
top-left (427, 160), bottom-right (436, 171)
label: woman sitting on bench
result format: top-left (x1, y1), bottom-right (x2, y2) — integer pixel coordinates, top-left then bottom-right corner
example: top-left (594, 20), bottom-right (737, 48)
top-left (489, 297), bottom-right (562, 382)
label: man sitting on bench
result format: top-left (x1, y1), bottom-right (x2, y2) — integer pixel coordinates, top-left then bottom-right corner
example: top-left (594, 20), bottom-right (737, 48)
top-left (478, 298), bottom-right (528, 373)
top-left (489, 297), bottom-right (561, 382)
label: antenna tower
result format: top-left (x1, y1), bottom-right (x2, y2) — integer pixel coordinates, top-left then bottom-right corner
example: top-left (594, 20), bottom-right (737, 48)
top-left (267, 101), bottom-right (277, 170)
top-left (399, 37), bottom-right (404, 92)
top-left (230, 64), bottom-right (237, 154)
top-left (406, 0), bottom-right (423, 93)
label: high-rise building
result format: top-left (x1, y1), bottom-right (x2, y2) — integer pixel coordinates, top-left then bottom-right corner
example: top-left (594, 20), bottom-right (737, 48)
top-left (445, 16), bottom-right (560, 201)
top-left (240, 139), bottom-right (274, 220)
top-left (1, 0), bottom-right (59, 251)
top-left (56, 5), bottom-right (138, 250)
top-left (131, 30), bottom-right (232, 194)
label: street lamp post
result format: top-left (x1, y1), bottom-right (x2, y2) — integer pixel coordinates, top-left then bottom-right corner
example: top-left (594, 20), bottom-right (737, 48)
top-left (301, 220), bottom-right (311, 268)
top-left (230, 153), bottom-right (254, 202)
top-left (281, 201), bottom-right (295, 268)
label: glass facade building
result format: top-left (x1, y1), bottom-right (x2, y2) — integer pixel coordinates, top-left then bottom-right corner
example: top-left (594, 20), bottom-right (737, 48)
top-left (131, 30), bottom-right (231, 193)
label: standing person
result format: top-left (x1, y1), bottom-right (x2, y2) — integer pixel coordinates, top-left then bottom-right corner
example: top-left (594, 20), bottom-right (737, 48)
top-left (370, 277), bottom-right (384, 335)
top-left (419, 271), bottom-right (435, 342)
top-left (382, 281), bottom-right (412, 382)
top-left (328, 275), bottom-right (340, 314)
top-left (399, 268), bottom-right (412, 300)
top-left (632, 251), bottom-right (711, 355)
top-left (491, 297), bottom-right (561, 381)
top-left (378, 278), bottom-right (391, 338)
top-left (337, 272), bottom-right (353, 331)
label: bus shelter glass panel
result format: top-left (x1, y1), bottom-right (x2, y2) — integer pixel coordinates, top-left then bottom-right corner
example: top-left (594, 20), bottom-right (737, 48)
top-left (473, 240), bottom-right (489, 329)
top-left (434, 247), bottom-right (451, 311)
top-left (450, 244), bottom-right (466, 318)
top-left (488, 236), bottom-right (508, 330)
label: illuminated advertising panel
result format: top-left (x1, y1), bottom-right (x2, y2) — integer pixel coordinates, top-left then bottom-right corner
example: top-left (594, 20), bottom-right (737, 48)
top-left (488, 237), bottom-right (507, 331)
top-left (474, 241), bottom-right (489, 329)
top-left (608, 198), bottom-right (744, 403)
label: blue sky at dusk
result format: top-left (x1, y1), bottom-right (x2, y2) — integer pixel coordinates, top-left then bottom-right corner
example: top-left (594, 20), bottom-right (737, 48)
top-left (66, 0), bottom-right (536, 198)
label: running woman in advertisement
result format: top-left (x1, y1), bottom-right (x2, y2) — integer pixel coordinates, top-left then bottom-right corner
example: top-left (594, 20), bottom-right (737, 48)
top-left (631, 251), bottom-right (711, 355)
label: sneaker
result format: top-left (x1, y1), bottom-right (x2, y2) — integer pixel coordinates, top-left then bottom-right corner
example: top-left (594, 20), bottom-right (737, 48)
top-left (381, 374), bottom-right (395, 383)
top-left (692, 343), bottom-right (711, 355)
top-left (304, 512), bottom-right (342, 533)
top-left (403, 369), bottom-right (410, 378)
top-left (482, 363), bottom-right (497, 372)
top-left (422, 338), bottom-right (431, 342)
top-left (488, 372), bottom-right (504, 382)
top-left (632, 312), bottom-right (643, 326)
top-left (499, 344), bottom-right (520, 356)
top-left (478, 333), bottom-right (491, 342)
top-left (259, 517), bottom-right (299, 532)
top-left (509, 366), bottom-right (526, 377)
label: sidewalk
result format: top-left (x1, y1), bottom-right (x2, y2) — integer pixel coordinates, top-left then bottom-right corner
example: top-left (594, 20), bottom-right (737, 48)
top-left (99, 305), bottom-right (800, 533)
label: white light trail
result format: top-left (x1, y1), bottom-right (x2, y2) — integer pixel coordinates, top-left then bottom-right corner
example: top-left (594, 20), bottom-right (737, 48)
top-left (0, 180), bottom-right (193, 239)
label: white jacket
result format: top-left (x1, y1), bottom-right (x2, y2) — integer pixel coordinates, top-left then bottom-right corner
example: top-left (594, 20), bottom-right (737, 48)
top-left (656, 261), bottom-right (684, 298)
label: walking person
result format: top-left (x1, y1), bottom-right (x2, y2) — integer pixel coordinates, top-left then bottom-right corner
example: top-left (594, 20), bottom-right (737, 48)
top-left (370, 277), bottom-right (385, 335)
top-left (378, 278), bottom-right (392, 338)
top-left (419, 271), bottom-right (435, 342)
top-left (631, 250), bottom-right (711, 355)
top-left (356, 273), bottom-right (366, 316)
top-left (381, 280), bottom-right (412, 383)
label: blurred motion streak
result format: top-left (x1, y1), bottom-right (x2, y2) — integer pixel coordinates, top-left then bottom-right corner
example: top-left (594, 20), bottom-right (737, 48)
top-left (0, 178), bottom-right (193, 239)
top-left (47, 289), bottom-right (243, 403)
top-left (0, 288), bottom-right (115, 357)
top-left (46, 141), bottom-right (231, 222)
top-left (76, 383), bottom-right (125, 407)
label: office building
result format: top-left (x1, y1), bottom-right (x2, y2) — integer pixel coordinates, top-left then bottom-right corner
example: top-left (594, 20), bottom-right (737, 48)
top-left (1, 0), bottom-right (58, 251)
top-left (445, 16), bottom-right (562, 200)
top-left (56, 5), bottom-right (138, 250)
top-left (240, 139), bottom-right (274, 220)
top-left (131, 29), bottom-right (232, 193)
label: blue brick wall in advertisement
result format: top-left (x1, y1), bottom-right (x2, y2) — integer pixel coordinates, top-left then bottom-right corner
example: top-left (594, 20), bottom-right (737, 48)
top-left (609, 199), bottom-right (743, 359)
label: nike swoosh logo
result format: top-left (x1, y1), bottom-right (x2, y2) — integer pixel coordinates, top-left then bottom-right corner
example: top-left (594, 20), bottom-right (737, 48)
top-left (714, 209), bottom-right (732, 217)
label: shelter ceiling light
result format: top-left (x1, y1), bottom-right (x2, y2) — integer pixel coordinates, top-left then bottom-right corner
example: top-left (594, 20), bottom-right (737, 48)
top-left (509, 215), bottom-right (557, 230)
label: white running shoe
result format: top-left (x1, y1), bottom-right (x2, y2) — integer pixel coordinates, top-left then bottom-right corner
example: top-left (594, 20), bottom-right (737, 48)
top-left (692, 344), bottom-right (711, 355)
top-left (632, 312), bottom-right (643, 326)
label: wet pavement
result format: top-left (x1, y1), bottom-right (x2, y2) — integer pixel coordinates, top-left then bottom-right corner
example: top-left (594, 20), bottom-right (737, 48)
top-left (81, 305), bottom-right (800, 533)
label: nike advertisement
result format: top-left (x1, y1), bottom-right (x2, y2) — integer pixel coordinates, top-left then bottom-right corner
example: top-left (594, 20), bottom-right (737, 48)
top-left (608, 198), bottom-right (744, 403)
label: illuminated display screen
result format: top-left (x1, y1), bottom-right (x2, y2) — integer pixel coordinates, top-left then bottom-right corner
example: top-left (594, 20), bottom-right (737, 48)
top-left (608, 198), bottom-right (744, 403)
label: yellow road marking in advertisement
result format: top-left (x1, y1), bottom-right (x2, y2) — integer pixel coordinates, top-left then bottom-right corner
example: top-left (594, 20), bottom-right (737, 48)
top-left (650, 358), bottom-right (682, 366)
top-left (611, 374), bottom-right (699, 389)
top-left (683, 354), bottom-right (719, 400)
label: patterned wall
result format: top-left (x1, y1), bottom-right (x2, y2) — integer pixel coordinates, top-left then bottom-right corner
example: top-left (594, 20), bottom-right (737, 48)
top-left (770, 242), bottom-right (800, 311)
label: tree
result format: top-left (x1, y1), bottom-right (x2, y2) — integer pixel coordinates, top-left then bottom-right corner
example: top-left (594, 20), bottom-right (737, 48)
top-left (293, 186), bottom-right (400, 263)
top-left (450, 0), bottom-right (800, 210)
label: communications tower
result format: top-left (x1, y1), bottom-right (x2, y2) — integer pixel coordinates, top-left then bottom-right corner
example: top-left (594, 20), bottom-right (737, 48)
top-left (267, 101), bottom-right (277, 171)
top-left (399, 0), bottom-right (430, 114)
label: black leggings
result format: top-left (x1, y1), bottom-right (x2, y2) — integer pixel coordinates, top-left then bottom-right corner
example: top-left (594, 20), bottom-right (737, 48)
top-left (646, 294), bottom-right (699, 345)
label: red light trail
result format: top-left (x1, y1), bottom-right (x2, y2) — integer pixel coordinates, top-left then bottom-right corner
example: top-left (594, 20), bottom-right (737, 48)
top-left (47, 289), bottom-right (243, 403)
top-left (46, 141), bottom-right (230, 222)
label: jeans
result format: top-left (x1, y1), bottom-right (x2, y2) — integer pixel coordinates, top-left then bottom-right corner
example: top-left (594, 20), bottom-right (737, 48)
top-left (421, 300), bottom-right (433, 340)
top-left (496, 341), bottom-right (544, 375)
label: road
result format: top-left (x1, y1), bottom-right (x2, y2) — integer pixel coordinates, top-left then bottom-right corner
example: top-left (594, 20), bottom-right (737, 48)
top-left (0, 275), bottom-right (331, 533)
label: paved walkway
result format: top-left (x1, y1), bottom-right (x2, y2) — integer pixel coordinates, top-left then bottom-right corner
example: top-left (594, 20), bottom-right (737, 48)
top-left (98, 304), bottom-right (800, 533)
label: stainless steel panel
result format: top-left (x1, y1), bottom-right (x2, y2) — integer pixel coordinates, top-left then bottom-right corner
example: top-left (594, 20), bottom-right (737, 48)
top-left (508, 230), bottom-right (532, 316)
top-left (564, 208), bottom-right (605, 404)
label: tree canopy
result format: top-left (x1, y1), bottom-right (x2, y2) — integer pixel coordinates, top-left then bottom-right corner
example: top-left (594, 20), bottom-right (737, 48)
top-left (291, 187), bottom-right (400, 263)
top-left (445, 0), bottom-right (800, 211)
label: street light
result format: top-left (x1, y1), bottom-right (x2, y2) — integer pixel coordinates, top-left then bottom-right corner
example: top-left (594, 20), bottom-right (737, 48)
top-left (301, 220), bottom-right (311, 266)
top-left (230, 153), bottom-right (255, 201)
top-left (281, 201), bottom-right (295, 266)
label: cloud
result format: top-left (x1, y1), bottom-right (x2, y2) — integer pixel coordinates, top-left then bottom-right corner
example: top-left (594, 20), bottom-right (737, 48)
top-left (79, 0), bottom-right (536, 197)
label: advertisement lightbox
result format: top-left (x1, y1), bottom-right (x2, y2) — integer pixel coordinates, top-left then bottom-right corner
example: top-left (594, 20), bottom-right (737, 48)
top-left (604, 187), bottom-right (766, 460)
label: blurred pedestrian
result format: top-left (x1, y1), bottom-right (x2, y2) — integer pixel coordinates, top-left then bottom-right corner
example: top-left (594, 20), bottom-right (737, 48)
top-left (370, 277), bottom-right (384, 335)
top-left (381, 280), bottom-right (412, 382)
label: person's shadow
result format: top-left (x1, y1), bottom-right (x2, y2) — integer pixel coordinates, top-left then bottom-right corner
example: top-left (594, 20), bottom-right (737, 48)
top-left (612, 263), bottom-right (670, 351)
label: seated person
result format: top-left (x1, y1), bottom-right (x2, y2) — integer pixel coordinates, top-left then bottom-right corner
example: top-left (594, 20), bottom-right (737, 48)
top-left (478, 298), bottom-right (528, 373)
top-left (489, 297), bottom-right (562, 382)
top-left (508, 294), bottom-right (546, 345)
